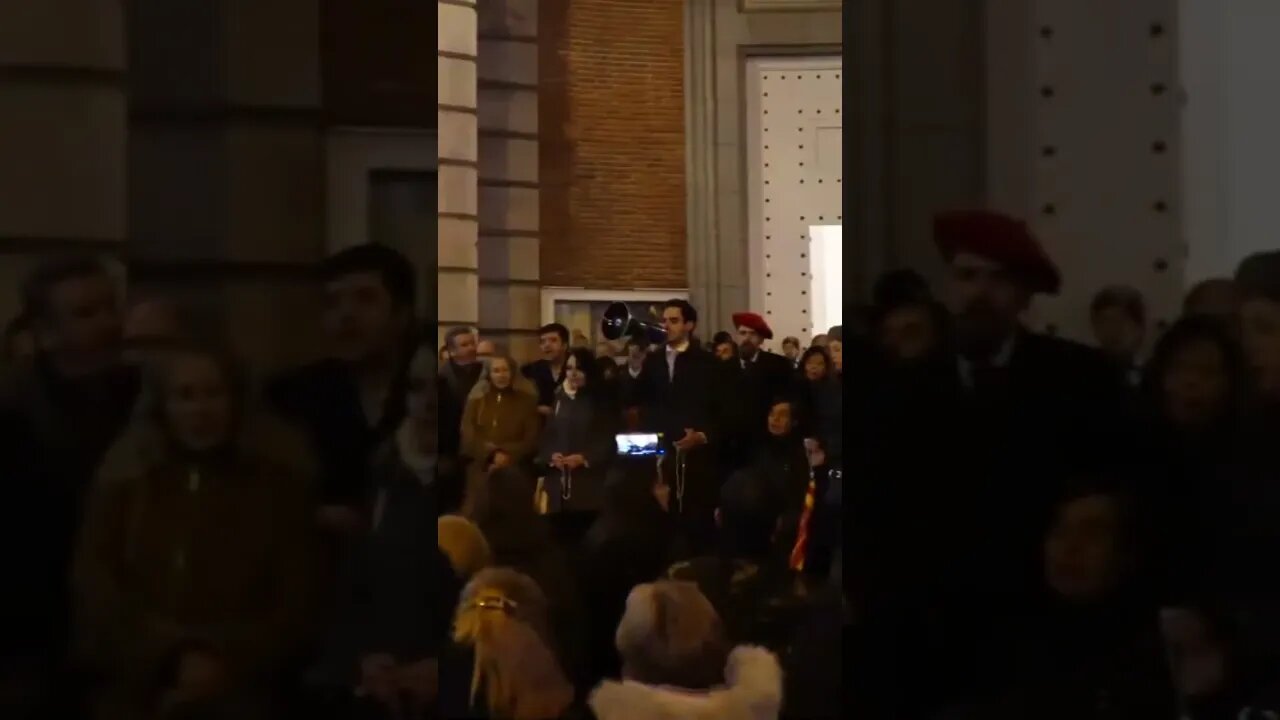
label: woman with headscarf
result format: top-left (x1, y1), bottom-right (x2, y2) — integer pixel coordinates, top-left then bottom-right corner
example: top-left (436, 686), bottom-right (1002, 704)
top-left (72, 341), bottom-right (318, 720)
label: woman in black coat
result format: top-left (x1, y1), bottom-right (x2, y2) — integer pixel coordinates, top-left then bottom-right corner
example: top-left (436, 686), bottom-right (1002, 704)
top-left (794, 346), bottom-right (842, 467)
top-left (536, 348), bottom-right (617, 548)
top-left (748, 397), bottom-right (810, 550)
top-left (1129, 317), bottom-right (1248, 603)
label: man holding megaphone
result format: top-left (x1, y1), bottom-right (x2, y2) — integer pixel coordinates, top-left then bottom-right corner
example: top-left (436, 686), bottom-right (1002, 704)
top-left (614, 298), bottom-right (731, 554)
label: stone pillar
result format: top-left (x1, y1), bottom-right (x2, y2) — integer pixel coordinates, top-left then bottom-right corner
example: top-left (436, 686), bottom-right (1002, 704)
top-left (439, 0), bottom-right (480, 346)
top-left (0, 0), bottom-right (127, 322)
top-left (477, 0), bottom-right (540, 361)
top-left (127, 0), bottom-right (324, 369)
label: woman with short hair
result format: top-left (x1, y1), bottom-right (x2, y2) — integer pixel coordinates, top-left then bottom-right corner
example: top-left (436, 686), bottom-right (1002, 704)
top-left (590, 580), bottom-right (784, 720)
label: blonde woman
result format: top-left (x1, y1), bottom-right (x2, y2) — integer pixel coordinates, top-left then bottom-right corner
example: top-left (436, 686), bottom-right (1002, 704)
top-left (71, 341), bottom-right (317, 719)
top-left (460, 354), bottom-right (539, 507)
top-left (438, 568), bottom-right (579, 720)
top-left (590, 580), bottom-right (784, 720)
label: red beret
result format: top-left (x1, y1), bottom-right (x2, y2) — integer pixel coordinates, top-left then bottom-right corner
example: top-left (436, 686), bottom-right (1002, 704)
top-left (933, 210), bottom-right (1062, 295)
top-left (732, 312), bottom-right (773, 340)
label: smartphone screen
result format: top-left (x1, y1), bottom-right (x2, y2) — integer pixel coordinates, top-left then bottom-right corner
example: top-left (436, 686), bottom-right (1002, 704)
top-left (615, 432), bottom-right (664, 457)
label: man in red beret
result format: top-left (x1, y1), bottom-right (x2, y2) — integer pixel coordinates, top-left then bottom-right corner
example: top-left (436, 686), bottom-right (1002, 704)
top-left (854, 209), bottom-right (1136, 717)
top-left (931, 206), bottom-right (1127, 452)
top-left (732, 311), bottom-right (781, 370)
top-left (725, 311), bottom-right (797, 464)
top-left (934, 210), bottom-right (1062, 371)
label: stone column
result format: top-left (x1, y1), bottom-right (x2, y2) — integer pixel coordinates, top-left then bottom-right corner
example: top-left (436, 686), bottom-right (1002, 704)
top-left (438, 0), bottom-right (480, 344)
top-left (683, 0), bottom-right (723, 328)
top-left (127, 0), bottom-right (325, 369)
top-left (477, 0), bottom-right (540, 361)
top-left (0, 0), bottom-right (127, 321)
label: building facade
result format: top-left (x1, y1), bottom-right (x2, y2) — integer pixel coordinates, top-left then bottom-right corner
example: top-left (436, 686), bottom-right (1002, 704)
top-left (440, 0), bottom-right (844, 358)
top-left (0, 0), bottom-right (434, 369)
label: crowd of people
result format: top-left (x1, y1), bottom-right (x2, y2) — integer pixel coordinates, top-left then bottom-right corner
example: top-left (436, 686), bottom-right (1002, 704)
top-left (0, 238), bottom-right (846, 719)
top-left (8, 203), bottom-right (1275, 719)
top-left (850, 210), bottom-right (1280, 719)
top-left (0, 245), bottom-right (433, 719)
top-left (434, 300), bottom-right (847, 719)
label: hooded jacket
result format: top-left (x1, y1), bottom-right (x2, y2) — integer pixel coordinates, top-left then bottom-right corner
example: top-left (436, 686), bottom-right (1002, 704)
top-left (588, 646), bottom-right (783, 720)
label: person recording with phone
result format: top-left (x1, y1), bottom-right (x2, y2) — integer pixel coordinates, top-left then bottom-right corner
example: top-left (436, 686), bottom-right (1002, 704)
top-left (625, 299), bottom-right (730, 555)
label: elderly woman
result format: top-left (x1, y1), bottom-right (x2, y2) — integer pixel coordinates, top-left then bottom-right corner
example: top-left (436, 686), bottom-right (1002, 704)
top-left (460, 353), bottom-right (539, 509)
top-left (589, 580), bottom-right (784, 720)
top-left (71, 341), bottom-right (317, 720)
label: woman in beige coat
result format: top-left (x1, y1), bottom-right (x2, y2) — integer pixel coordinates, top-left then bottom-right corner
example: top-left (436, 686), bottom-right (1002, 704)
top-left (71, 341), bottom-right (317, 719)
top-left (460, 354), bottom-right (539, 511)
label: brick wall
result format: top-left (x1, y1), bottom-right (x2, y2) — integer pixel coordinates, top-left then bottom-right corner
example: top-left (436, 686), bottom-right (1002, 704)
top-left (539, 0), bottom-right (686, 289)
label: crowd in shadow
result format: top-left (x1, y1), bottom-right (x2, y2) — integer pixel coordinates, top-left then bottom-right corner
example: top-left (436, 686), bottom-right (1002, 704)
top-left (850, 211), bottom-right (1280, 720)
top-left (433, 298), bottom-right (846, 719)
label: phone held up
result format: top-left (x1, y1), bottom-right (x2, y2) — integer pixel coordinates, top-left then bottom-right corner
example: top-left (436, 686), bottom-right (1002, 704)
top-left (615, 432), bottom-right (664, 458)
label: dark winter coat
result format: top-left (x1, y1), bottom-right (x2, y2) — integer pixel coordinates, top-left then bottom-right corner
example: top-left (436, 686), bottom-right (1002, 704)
top-left (311, 430), bottom-right (445, 689)
top-left (853, 329), bottom-right (1131, 716)
top-left (0, 358), bottom-right (140, 659)
top-left (536, 385), bottom-right (616, 513)
top-left (723, 350), bottom-right (798, 467)
top-left (265, 358), bottom-right (408, 507)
